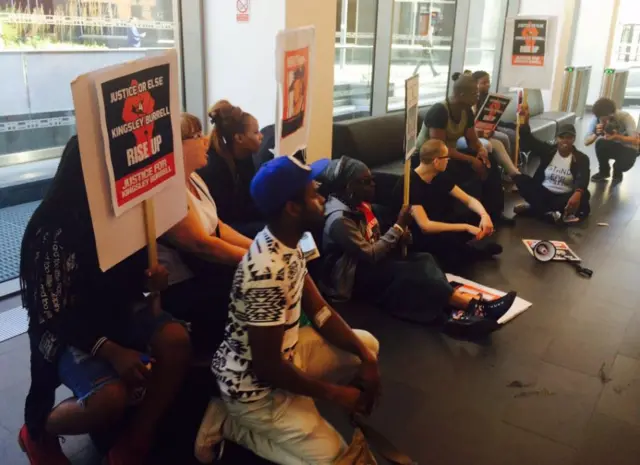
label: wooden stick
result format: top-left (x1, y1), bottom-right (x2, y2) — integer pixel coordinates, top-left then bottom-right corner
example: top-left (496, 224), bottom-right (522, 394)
top-left (401, 158), bottom-right (411, 258)
top-left (143, 198), bottom-right (161, 315)
top-left (143, 198), bottom-right (158, 268)
top-left (514, 88), bottom-right (529, 169)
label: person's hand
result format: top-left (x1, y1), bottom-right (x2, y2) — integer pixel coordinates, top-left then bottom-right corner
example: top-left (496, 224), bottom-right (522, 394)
top-left (471, 157), bottom-right (488, 180)
top-left (145, 264), bottom-right (169, 293)
top-left (565, 191), bottom-right (582, 216)
top-left (478, 214), bottom-right (494, 237)
top-left (396, 206), bottom-right (413, 229)
top-left (465, 224), bottom-right (482, 238)
top-left (595, 123), bottom-right (604, 136)
top-left (483, 130), bottom-right (495, 139)
top-left (101, 342), bottom-right (152, 387)
top-left (400, 229), bottom-right (413, 246)
top-left (477, 147), bottom-right (491, 168)
top-left (354, 357), bottom-right (381, 408)
top-left (331, 385), bottom-right (368, 414)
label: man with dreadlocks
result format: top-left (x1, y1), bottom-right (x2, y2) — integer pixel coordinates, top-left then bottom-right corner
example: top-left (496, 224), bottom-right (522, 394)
top-left (18, 136), bottom-right (191, 465)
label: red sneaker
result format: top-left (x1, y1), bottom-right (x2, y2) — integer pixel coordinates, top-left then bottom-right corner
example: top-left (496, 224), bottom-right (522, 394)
top-left (18, 424), bottom-right (70, 465)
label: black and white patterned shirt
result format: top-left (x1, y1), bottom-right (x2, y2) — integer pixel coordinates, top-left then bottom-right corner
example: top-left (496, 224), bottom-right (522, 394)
top-left (211, 227), bottom-right (307, 402)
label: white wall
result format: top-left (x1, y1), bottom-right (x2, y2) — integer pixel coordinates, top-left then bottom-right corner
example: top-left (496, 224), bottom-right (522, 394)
top-left (571, 0), bottom-right (617, 104)
top-left (204, 0), bottom-right (285, 128)
top-left (518, 0), bottom-right (576, 110)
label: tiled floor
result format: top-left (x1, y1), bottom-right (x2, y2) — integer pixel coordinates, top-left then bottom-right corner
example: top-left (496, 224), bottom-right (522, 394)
top-left (0, 201), bottom-right (39, 283)
top-left (2, 115), bottom-right (640, 464)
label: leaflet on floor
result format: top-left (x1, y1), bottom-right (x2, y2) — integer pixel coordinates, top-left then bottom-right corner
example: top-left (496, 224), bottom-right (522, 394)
top-left (522, 239), bottom-right (581, 262)
top-left (446, 274), bottom-right (532, 325)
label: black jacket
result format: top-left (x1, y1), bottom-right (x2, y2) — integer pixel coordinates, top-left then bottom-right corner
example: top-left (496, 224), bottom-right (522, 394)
top-left (520, 124), bottom-right (591, 193)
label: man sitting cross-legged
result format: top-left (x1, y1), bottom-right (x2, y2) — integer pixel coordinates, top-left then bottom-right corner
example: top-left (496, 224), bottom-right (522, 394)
top-left (195, 156), bottom-right (381, 465)
top-left (513, 105), bottom-right (591, 223)
top-left (405, 139), bottom-right (503, 270)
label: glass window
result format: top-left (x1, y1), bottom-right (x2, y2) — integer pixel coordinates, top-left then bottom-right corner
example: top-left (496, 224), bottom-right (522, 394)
top-left (0, 1), bottom-right (180, 286)
top-left (334, 0), bottom-right (378, 121)
top-left (463, 0), bottom-right (508, 83)
top-left (387, 0), bottom-right (456, 111)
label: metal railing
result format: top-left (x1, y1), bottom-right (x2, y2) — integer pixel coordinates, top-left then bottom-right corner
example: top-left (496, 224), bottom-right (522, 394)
top-left (0, 12), bottom-right (175, 30)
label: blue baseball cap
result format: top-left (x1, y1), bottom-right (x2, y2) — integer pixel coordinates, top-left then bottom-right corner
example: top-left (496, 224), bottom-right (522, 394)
top-left (251, 156), bottom-right (330, 217)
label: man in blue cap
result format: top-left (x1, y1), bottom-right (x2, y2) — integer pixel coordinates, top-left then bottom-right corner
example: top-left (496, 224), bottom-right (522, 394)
top-left (196, 156), bottom-right (381, 464)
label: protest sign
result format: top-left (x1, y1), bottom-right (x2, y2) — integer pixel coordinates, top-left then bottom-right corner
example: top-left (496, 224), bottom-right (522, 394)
top-left (522, 239), bottom-right (581, 262)
top-left (404, 75), bottom-right (420, 161)
top-left (475, 93), bottom-right (512, 133)
top-left (275, 26), bottom-right (315, 157)
top-left (500, 16), bottom-right (557, 89)
top-left (72, 50), bottom-right (187, 271)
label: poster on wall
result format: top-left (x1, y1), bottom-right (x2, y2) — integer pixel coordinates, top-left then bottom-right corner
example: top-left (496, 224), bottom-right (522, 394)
top-left (404, 75), bottom-right (420, 160)
top-left (474, 93), bottom-right (512, 133)
top-left (96, 64), bottom-right (176, 217)
top-left (499, 16), bottom-right (557, 89)
top-left (512, 19), bottom-right (547, 66)
top-left (275, 25), bottom-right (315, 157)
top-left (71, 50), bottom-right (187, 271)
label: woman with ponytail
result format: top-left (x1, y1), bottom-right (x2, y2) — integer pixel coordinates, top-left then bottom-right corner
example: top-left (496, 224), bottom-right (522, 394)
top-left (415, 71), bottom-right (509, 225)
top-left (197, 100), bottom-right (265, 237)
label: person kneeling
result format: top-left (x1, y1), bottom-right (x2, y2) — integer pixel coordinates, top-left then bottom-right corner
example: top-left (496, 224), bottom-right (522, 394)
top-left (195, 156), bottom-right (381, 465)
top-left (407, 140), bottom-right (503, 270)
top-left (513, 106), bottom-right (591, 223)
top-left (320, 157), bottom-right (516, 337)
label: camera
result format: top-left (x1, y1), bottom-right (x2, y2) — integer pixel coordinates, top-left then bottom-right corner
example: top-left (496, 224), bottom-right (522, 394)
top-left (604, 120), bottom-right (621, 135)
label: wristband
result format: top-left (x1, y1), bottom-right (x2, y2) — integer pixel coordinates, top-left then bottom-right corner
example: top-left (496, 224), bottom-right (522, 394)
top-left (91, 337), bottom-right (109, 356)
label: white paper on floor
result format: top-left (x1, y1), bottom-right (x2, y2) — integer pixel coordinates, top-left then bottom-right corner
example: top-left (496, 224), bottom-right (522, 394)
top-left (445, 274), bottom-right (532, 325)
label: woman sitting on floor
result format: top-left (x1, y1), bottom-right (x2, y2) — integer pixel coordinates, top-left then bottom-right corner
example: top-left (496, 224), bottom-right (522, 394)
top-left (159, 113), bottom-right (253, 354)
top-left (513, 105), bottom-right (591, 223)
top-left (198, 100), bottom-right (265, 238)
top-left (405, 139), bottom-right (503, 270)
top-left (19, 136), bottom-right (190, 465)
top-left (320, 156), bottom-right (516, 338)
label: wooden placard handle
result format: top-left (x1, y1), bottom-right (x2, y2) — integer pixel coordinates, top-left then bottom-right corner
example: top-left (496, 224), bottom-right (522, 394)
top-left (515, 89), bottom-right (529, 169)
top-left (143, 198), bottom-right (161, 315)
top-left (401, 158), bottom-right (411, 258)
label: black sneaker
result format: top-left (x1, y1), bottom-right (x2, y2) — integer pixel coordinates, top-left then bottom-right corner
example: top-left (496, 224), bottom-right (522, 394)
top-left (496, 213), bottom-right (516, 227)
top-left (612, 172), bottom-right (623, 183)
top-left (513, 203), bottom-right (532, 216)
top-left (468, 240), bottom-right (503, 259)
top-left (470, 291), bottom-right (517, 321)
top-left (591, 171), bottom-right (610, 182)
top-left (443, 308), bottom-right (499, 340)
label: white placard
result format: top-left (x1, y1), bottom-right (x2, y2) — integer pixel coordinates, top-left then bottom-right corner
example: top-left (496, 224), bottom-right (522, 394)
top-left (446, 274), bottom-right (532, 325)
top-left (71, 50), bottom-right (187, 271)
top-left (500, 16), bottom-right (558, 89)
top-left (275, 26), bottom-right (315, 157)
top-left (404, 75), bottom-right (420, 160)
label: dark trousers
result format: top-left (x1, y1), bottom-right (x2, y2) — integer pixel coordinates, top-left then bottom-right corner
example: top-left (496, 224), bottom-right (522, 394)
top-left (354, 253), bottom-right (453, 324)
top-left (514, 174), bottom-right (590, 217)
top-left (595, 139), bottom-right (638, 175)
top-left (446, 155), bottom-right (504, 221)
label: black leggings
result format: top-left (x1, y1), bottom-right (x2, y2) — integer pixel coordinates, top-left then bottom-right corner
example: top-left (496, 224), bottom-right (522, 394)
top-left (354, 253), bottom-right (453, 324)
top-left (514, 174), bottom-right (590, 217)
top-left (595, 139), bottom-right (638, 174)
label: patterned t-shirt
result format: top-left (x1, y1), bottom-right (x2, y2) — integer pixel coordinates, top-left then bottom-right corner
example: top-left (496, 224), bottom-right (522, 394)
top-left (211, 226), bottom-right (307, 402)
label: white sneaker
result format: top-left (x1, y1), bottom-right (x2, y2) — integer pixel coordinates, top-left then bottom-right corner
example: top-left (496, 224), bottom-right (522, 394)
top-left (194, 398), bottom-right (228, 463)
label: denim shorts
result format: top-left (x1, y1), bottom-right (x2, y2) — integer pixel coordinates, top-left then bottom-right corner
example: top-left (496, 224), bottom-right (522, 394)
top-left (57, 309), bottom-right (175, 405)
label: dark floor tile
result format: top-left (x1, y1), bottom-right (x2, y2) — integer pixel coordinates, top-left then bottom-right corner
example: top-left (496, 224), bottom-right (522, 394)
top-left (542, 329), bottom-right (619, 377)
top-left (0, 332), bottom-right (28, 356)
top-left (0, 383), bottom-right (28, 432)
top-left (501, 362), bottom-right (602, 447)
top-left (0, 339), bottom-right (31, 391)
top-left (619, 314), bottom-right (640, 359)
top-left (574, 413), bottom-right (640, 465)
top-left (596, 355), bottom-right (640, 427)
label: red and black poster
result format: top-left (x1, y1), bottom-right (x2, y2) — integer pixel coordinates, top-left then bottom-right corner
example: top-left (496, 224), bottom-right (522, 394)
top-left (97, 64), bottom-right (176, 216)
top-left (512, 19), bottom-right (547, 67)
top-left (475, 93), bottom-right (512, 132)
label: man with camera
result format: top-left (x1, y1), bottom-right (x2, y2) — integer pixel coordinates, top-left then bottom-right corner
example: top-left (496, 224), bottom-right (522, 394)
top-left (586, 98), bottom-right (639, 183)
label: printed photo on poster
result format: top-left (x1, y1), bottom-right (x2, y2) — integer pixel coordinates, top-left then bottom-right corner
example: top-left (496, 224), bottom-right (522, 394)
top-left (97, 64), bottom-right (176, 216)
top-left (282, 47), bottom-right (309, 139)
top-left (475, 93), bottom-right (512, 132)
top-left (512, 19), bottom-right (547, 66)
top-left (522, 239), bottom-right (581, 262)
